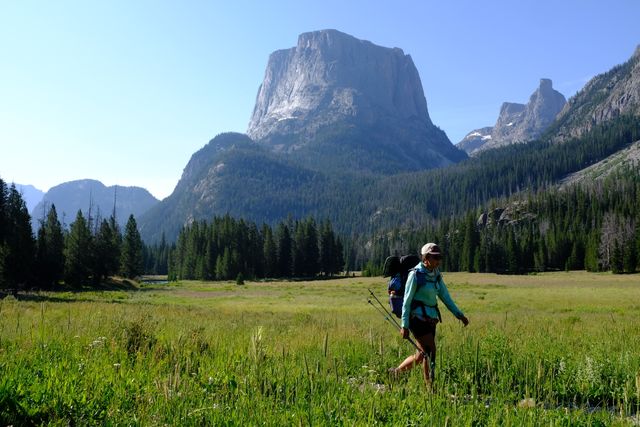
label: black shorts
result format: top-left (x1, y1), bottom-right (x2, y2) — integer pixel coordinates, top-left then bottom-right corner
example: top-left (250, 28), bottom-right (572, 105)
top-left (409, 316), bottom-right (437, 337)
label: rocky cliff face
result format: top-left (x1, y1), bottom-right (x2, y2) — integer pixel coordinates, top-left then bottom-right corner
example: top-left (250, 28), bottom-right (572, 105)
top-left (459, 79), bottom-right (566, 155)
top-left (552, 46), bottom-right (640, 142)
top-left (247, 29), bottom-right (465, 167)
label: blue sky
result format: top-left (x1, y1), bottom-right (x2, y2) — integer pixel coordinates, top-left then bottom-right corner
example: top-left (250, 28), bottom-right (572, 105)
top-left (1, 1), bottom-right (639, 200)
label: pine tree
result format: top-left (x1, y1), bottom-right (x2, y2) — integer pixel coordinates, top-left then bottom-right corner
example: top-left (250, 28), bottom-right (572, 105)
top-left (506, 230), bottom-right (519, 274)
top-left (262, 226), bottom-right (277, 278)
top-left (215, 247), bottom-right (231, 280)
top-left (303, 218), bottom-right (320, 277)
top-left (276, 223), bottom-right (292, 277)
top-left (0, 179), bottom-right (6, 288)
top-left (5, 185), bottom-right (36, 288)
top-left (292, 222), bottom-right (306, 277)
top-left (623, 238), bottom-right (637, 273)
top-left (584, 230), bottom-right (600, 272)
top-left (320, 220), bottom-right (336, 276)
top-left (121, 215), bottom-right (144, 279)
top-left (35, 204), bottom-right (65, 287)
top-left (92, 217), bottom-right (121, 282)
top-left (64, 210), bottom-right (93, 286)
top-left (611, 241), bottom-right (623, 274)
top-left (461, 213), bottom-right (479, 272)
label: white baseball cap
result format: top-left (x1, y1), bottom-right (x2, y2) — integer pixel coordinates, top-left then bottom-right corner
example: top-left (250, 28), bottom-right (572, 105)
top-left (421, 243), bottom-right (442, 256)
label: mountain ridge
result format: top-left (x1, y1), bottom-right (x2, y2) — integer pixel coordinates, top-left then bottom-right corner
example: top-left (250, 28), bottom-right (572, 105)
top-left (33, 179), bottom-right (158, 230)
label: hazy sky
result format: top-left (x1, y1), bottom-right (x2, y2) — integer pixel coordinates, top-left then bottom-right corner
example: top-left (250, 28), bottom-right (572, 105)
top-left (2, 1), bottom-right (639, 199)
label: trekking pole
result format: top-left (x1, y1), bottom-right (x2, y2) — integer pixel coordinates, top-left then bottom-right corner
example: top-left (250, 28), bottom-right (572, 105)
top-left (367, 288), bottom-right (401, 329)
top-left (367, 289), bottom-right (426, 358)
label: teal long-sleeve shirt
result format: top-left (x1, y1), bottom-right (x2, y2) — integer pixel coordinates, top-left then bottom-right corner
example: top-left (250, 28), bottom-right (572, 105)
top-left (401, 263), bottom-right (464, 329)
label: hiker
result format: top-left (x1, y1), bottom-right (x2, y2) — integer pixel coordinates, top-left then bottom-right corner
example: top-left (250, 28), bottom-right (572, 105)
top-left (390, 243), bottom-right (469, 387)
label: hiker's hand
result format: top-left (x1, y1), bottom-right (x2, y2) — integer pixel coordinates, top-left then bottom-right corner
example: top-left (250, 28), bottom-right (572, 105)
top-left (459, 316), bottom-right (469, 327)
top-left (400, 328), bottom-right (409, 339)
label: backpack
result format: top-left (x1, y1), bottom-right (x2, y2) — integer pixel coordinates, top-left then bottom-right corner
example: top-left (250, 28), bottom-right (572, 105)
top-left (383, 254), bottom-right (420, 318)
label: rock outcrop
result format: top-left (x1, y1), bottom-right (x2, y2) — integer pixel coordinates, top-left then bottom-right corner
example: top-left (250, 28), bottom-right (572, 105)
top-left (247, 29), bottom-right (466, 168)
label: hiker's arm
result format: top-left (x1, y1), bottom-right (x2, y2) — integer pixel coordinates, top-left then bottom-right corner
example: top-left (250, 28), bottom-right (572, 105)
top-left (400, 271), bottom-right (417, 330)
top-left (437, 277), bottom-right (466, 322)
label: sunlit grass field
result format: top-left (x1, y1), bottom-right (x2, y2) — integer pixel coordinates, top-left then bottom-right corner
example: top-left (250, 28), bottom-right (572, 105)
top-left (1, 272), bottom-right (639, 425)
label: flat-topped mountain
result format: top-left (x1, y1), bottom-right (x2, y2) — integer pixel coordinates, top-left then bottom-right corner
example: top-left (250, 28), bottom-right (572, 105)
top-left (247, 29), bottom-right (466, 171)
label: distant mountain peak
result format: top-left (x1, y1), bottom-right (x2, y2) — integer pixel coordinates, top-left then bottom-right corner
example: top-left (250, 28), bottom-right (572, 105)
top-left (247, 29), bottom-right (433, 142)
top-left (459, 79), bottom-right (566, 155)
top-left (32, 179), bottom-right (158, 230)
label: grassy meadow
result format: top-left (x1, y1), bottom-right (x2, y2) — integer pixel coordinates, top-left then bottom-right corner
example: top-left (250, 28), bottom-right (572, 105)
top-left (1, 272), bottom-right (640, 425)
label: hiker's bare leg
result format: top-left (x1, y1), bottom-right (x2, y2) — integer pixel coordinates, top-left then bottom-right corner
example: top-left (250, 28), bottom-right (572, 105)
top-left (396, 350), bottom-right (424, 372)
top-left (416, 333), bottom-right (436, 387)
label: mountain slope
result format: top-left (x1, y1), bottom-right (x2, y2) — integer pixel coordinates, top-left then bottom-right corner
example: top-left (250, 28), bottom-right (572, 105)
top-left (551, 46), bottom-right (640, 142)
top-left (560, 139), bottom-right (640, 187)
top-left (139, 132), bottom-right (375, 242)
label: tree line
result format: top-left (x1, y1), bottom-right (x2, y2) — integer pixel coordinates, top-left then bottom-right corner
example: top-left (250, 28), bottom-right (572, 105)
top-left (166, 215), bottom-right (345, 281)
top-left (0, 179), bottom-right (145, 290)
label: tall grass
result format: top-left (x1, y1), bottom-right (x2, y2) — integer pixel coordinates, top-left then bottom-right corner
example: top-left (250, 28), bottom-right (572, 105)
top-left (1, 272), bottom-right (639, 425)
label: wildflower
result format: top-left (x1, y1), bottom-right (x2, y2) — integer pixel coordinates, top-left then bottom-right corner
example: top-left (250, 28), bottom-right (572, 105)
top-left (558, 358), bottom-right (566, 374)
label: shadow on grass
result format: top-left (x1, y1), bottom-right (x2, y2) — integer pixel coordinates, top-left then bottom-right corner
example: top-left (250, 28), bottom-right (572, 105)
top-left (0, 277), bottom-right (170, 304)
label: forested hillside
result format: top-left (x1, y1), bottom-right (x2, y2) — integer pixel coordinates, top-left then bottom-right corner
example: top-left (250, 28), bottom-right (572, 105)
top-left (363, 155), bottom-right (640, 275)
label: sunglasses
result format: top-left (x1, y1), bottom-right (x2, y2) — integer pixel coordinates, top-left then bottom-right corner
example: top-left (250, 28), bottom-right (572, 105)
top-left (429, 254), bottom-right (442, 260)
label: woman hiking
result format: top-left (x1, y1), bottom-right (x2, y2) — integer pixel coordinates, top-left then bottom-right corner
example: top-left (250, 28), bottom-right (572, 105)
top-left (390, 243), bottom-right (469, 387)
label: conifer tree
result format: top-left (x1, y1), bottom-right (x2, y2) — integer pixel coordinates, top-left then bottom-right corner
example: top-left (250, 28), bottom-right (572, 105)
top-left (93, 217), bottom-right (121, 282)
top-left (64, 210), bottom-right (92, 286)
top-left (262, 225), bottom-right (277, 278)
top-left (584, 231), bottom-right (600, 272)
top-left (276, 223), bottom-right (292, 277)
top-left (320, 220), bottom-right (336, 276)
top-left (0, 179), bottom-right (7, 288)
top-left (304, 218), bottom-right (320, 276)
top-left (121, 214), bottom-right (144, 279)
top-left (292, 222), bottom-right (306, 277)
top-left (611, 241), bottom-right (624, 274)
top-left (335, 236), bottom-right (345, 274)
top-left (623, 238), bottom-right (637, 273)
top-left (461, 213), bottom-right (479, 272)
top-left (35, 204), bottom-right (65, 287)
top-left (5, 185), bottom-right (36, 288)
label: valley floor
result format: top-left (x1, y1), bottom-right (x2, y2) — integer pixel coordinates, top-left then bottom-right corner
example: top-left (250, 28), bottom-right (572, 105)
top-left (1, 272), bottom-right (639, 425)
